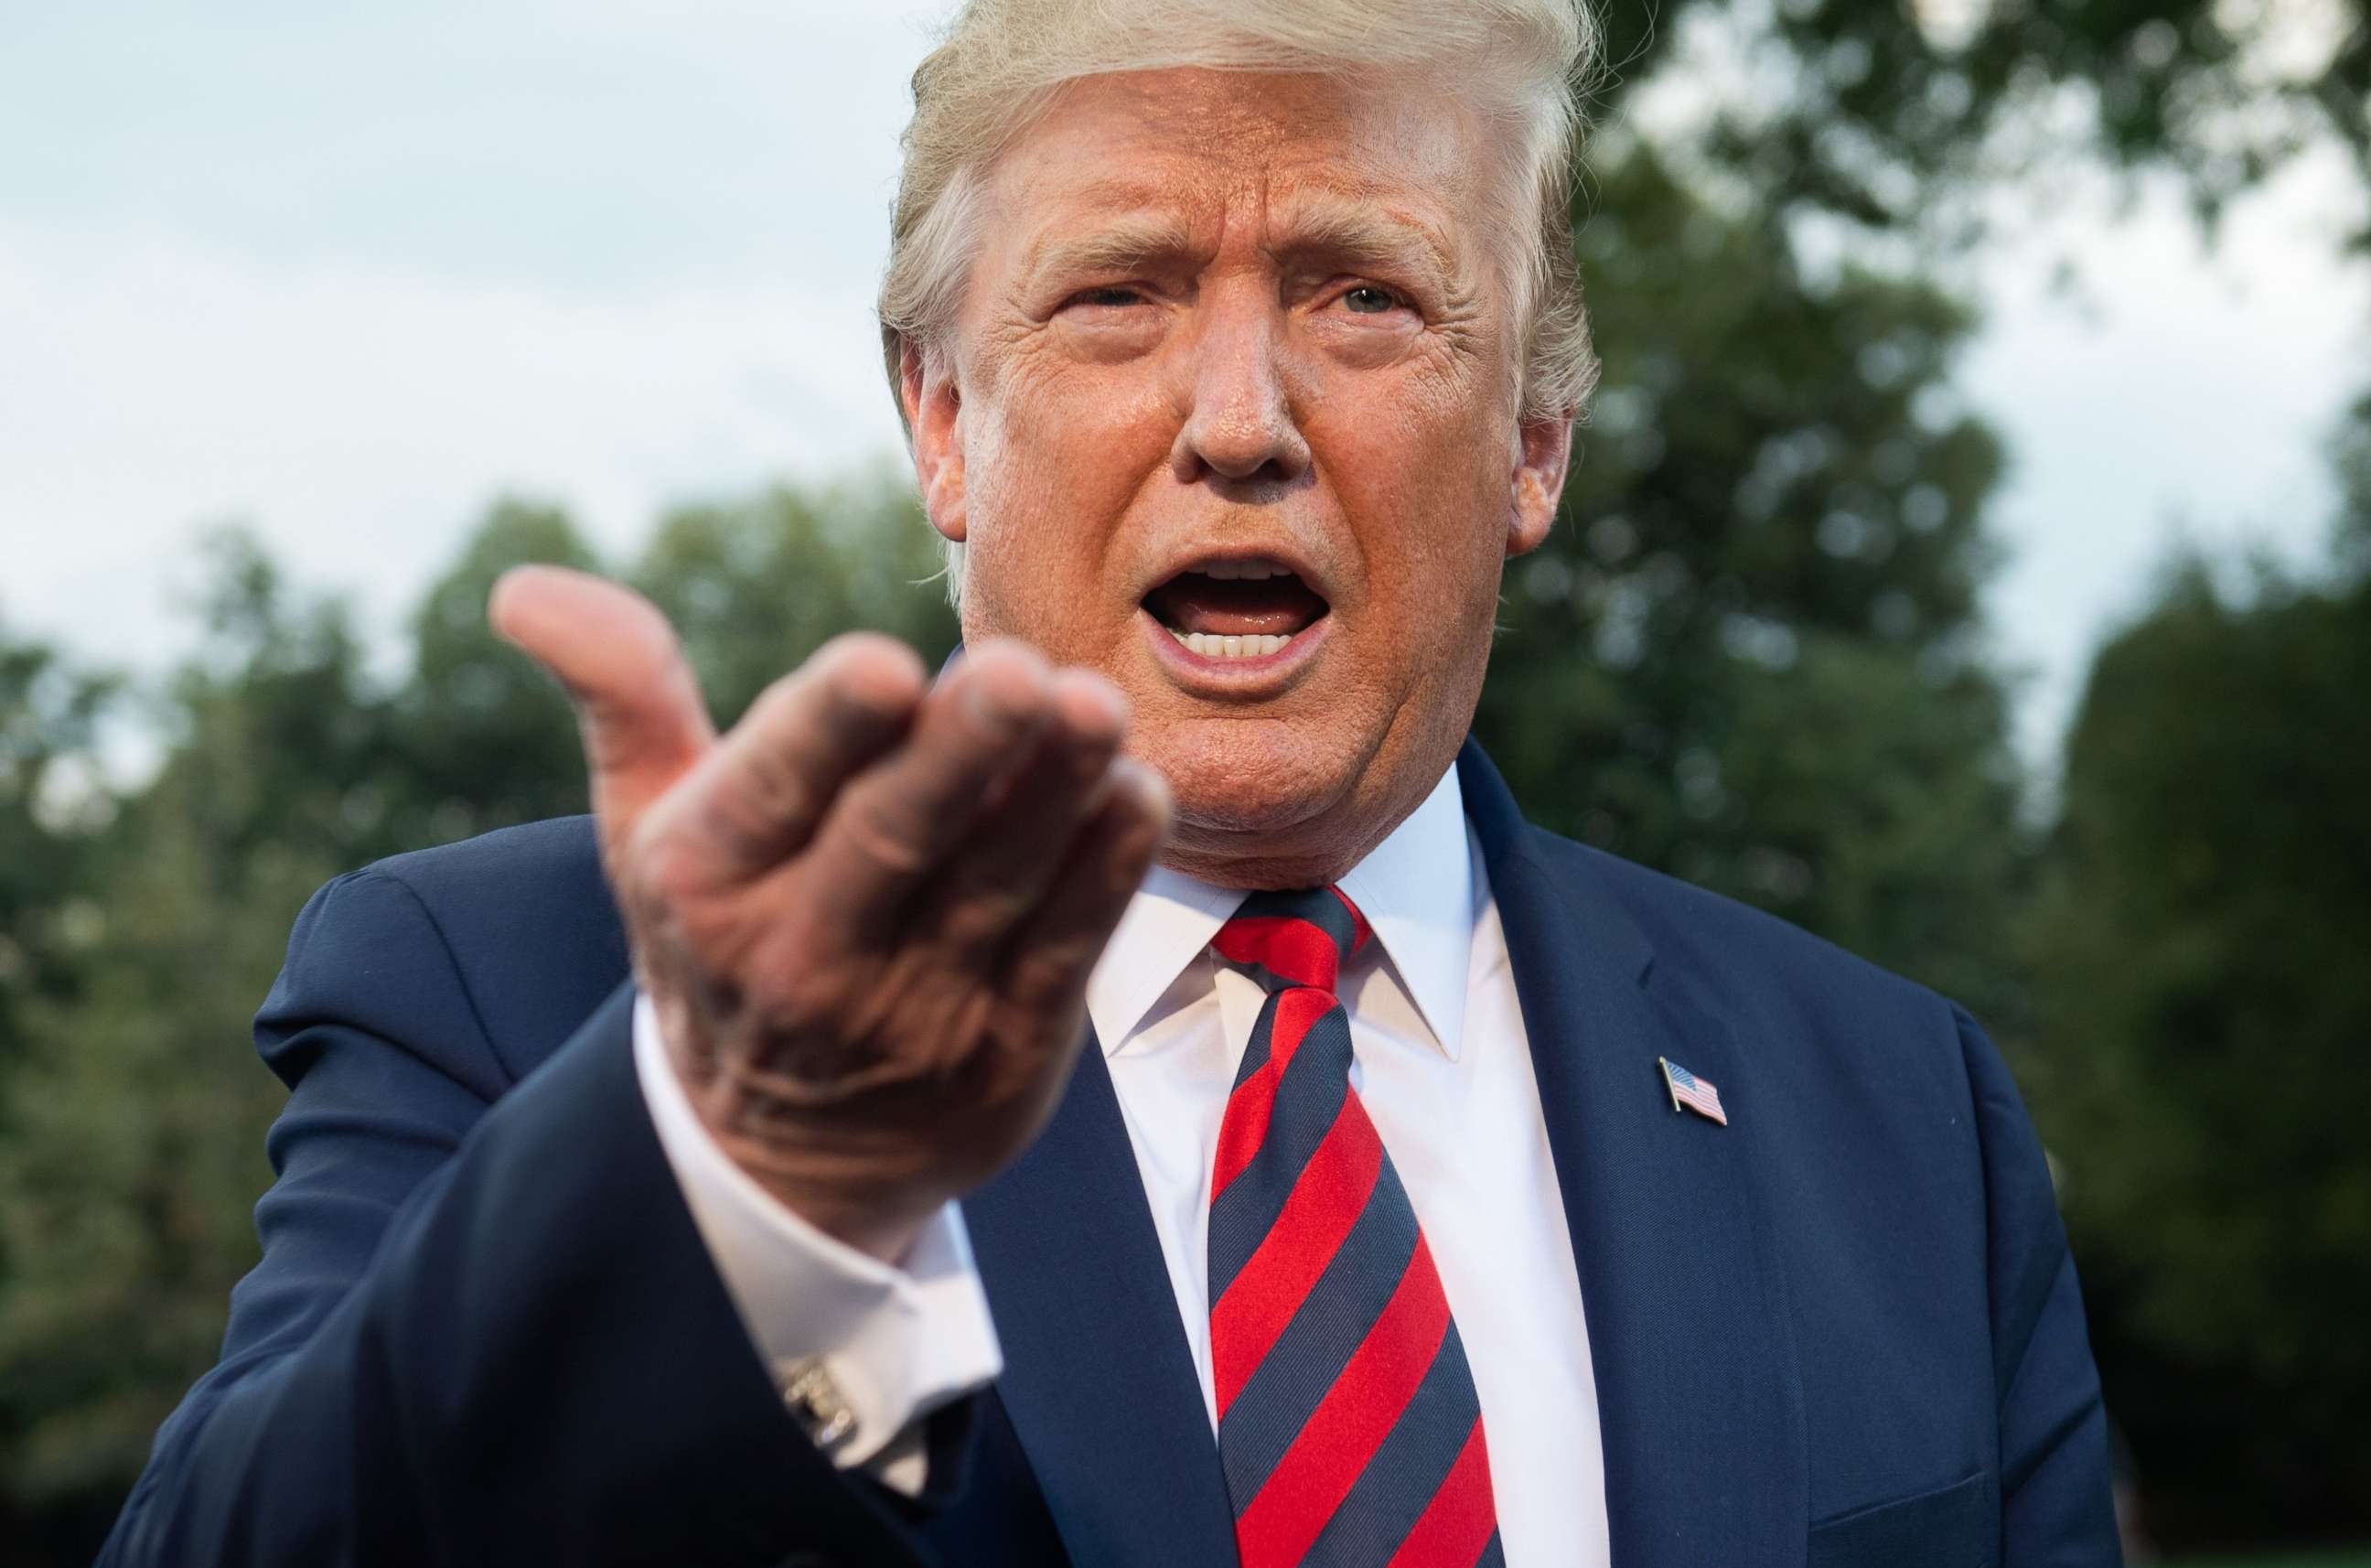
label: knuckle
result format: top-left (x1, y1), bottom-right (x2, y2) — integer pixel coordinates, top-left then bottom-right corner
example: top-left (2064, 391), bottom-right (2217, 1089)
top-left (938, 882), bottom-right (1035, 953)
top-left (832, 798), bottom-right (935, 879)
top-left (630, 818), bottom-right (706, 907)
top-left (724, 741), bottom-right (824, 842)
top-left (1007, 940), bottom-right (1089, 1006)
top-left (745, 927), bottom-right (841, 1021)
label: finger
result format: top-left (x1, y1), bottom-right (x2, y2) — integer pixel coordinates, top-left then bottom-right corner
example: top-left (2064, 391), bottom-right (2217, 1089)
top-left (489, 566), bottom-right (714, 850)
top-left (924, 668), bottom-right (1129, 964)
top-left (998, 757), bottom-right (1171, 1016)
top-left (674, 632), bottom-right (928, 881)
top-left (797, 638), bottom-right (1057, 923)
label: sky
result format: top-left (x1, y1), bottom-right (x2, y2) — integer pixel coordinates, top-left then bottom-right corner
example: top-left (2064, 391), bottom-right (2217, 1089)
top-left (4, 0), bottom-right (2367, 784)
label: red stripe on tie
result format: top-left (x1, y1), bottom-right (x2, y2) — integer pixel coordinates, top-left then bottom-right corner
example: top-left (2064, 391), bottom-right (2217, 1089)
top-left (1383, 1417), bottom-right (1496, 1568)
top-left (1210, 987), bottom-right (1338, 1198)
top-left (1213, 916), bottom-right (1341, 992)
top-left (1231, 1236), bottom-right (1454, 1568)
top-left (1210, 1097), bottom-right (1382, 1416)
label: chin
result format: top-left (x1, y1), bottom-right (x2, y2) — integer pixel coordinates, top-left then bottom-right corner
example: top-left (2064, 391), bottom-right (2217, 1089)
top-left (1134, 715), bottom-right (1362, 833)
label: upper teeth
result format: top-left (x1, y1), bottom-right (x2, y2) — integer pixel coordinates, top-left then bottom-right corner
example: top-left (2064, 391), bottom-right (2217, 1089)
top-left (1171, 630), bottom-right (1290, 660)
top-left (1195, 559), bottom-right (1290, 581)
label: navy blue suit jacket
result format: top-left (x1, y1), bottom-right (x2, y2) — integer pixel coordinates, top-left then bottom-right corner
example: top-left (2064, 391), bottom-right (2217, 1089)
top-left (102, 740), bottom-right (2120, 1567)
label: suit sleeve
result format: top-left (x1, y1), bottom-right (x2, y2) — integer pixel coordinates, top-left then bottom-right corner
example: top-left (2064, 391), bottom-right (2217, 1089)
top-left (1956, 1004), bottom-right (2124, 1567)
top-left (630, 993), bottom-right (1003, 1491)
top-left (98, 866), bottom-right (932, 1568)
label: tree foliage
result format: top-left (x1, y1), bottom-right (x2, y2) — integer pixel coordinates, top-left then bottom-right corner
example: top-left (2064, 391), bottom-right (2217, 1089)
top-left (2023, 545), bottom-right (2371, 1539)
top-left (0, 549), bottom-right (369, 1552)
top-left (1591, 0), bottom-right (2371, 255)
top-left (1480, 137), bottom-right (2029, 1018)
top-left (0, 621), bottom-right (113, 1069)
top-left (2334, 387), bottom-right (2371, 582)
top-left (631, 467), bottom-right (960, 725)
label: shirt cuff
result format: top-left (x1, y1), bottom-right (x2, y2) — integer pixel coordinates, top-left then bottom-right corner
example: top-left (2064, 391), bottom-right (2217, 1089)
top-left (631, 992), bottom-right (1003, 1491)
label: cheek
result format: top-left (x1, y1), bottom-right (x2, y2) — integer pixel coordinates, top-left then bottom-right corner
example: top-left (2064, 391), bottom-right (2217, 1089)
top-left (1311, 366), bottom-right (1512, 620)
top-left (957, 356), bottom-right (1177, 640)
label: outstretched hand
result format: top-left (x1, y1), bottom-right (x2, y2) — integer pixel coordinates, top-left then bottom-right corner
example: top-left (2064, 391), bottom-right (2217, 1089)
top-left (491, 566), bottom-right (1170, 1261)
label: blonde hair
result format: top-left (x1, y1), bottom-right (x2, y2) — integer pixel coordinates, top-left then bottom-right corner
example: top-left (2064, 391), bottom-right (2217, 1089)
top-left (877, 0), bottom-right (1606, 599)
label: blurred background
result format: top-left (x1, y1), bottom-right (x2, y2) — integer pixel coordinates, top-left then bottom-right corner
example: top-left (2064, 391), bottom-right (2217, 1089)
top-left (2, 0), bottom-right (2366, 1562)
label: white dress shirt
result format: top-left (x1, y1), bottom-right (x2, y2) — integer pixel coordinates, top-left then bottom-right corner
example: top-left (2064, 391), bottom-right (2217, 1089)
top-left (634, 762), bottom-right (1612, 1564)
top-left (634, 991), bottom-right (999, 1495)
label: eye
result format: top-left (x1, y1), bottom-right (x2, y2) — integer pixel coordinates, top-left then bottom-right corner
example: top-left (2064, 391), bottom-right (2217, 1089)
top-left (1340, 285), bottom-right (1402, 316)
top-left (1067, 285), bottom-right (1147, 309)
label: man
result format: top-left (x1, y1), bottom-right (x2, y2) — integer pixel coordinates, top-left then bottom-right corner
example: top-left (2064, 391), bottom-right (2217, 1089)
top-left (102, 1), bottom-right (2122, 1563)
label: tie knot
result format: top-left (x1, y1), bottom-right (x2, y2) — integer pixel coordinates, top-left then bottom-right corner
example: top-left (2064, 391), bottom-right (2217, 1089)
top-left (1211, 886), bottom-right (1370, 994)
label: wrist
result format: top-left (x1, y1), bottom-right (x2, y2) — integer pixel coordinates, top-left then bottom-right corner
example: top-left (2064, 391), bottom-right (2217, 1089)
top-left (697, 1117), bottom-right (936, 1264)
top-left (648, 987), bottom-right (945, 1264)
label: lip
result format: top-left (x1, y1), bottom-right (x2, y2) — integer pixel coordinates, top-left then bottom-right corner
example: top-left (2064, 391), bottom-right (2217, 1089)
top-left (1134, 539), bottom-right (1337, 608)
top-left (1140, 606), bottom-right (1332, 697)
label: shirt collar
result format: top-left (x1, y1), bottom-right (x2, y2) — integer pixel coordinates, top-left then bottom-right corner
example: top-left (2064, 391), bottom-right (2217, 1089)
top-left (1083, 762), bottom-right (1474, 1061)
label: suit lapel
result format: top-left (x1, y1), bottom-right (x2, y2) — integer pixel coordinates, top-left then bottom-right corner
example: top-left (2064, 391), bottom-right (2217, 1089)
top-left (960, 1032), bottom-right (1239, 1568)
top-left (1459, 741), bottom-right (1809, 1568)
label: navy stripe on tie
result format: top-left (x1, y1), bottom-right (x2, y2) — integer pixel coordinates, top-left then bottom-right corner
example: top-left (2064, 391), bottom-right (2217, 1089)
top-left (1473, 1529), bottom-right (1507, 1568)
top-left (1298, 1319), bottom-right (1486, 1568)
top-left (1217, 1157), bottom-right (1421, 1506)
top-left (1207, 1004), bottom-right (1356, 1298)
top-left (1233, 886), bottom-right (1359, 959)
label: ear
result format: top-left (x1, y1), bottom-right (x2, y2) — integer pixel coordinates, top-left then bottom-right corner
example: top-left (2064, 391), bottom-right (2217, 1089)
top-left (901, 337), bottom-right (968, 544)
top-left (1506, 413), bottom-right (1572, 558)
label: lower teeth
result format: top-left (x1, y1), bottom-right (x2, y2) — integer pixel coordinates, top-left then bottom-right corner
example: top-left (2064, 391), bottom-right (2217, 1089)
top-left (1170, 629), bottom-right (1289, 660)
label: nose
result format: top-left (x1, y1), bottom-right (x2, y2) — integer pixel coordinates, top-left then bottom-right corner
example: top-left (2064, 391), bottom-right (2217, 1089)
top-left (1169, 285), bottom-right (1312, 489)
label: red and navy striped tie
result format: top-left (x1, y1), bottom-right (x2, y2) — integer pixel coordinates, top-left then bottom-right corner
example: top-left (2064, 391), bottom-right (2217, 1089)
top-left (1207, 886), bottom-right (1501, 1568)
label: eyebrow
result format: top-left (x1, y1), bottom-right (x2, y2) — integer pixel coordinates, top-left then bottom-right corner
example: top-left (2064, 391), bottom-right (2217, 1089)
top-left (1018, 194), bottom-right (1463, 289)
top-left (1023, 212), bottom-right (1201, 284)
top-left (1271, 199), bottom-right (1461, 285)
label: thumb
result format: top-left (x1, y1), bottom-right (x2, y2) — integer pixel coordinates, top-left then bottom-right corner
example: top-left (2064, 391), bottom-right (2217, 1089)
top-left (490, 565), bottom-right (716, 855)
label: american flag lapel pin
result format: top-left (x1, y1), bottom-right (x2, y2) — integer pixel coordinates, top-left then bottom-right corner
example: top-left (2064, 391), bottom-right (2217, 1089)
top-left (1659, 1057), bottom-right (1729, 1126)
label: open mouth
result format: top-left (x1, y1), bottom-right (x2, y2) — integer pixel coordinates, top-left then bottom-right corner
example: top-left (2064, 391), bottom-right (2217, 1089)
top-left (1142, 556), bottom-right (1331, 660)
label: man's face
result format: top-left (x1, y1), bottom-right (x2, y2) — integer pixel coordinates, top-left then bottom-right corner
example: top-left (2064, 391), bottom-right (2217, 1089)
top-left (904, 68), bottom-right (1570, 886)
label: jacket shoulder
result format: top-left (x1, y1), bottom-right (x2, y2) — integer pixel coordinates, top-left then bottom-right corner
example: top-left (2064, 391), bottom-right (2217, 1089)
top-left (349, 815), bottom-right (628, 1077)
top-left (1518, 826), bottom-right (1975, 1131)
top-left (363, 813), bottom-right (606, 908)
top-left (1540, 829), bottom-right (1944, 1015)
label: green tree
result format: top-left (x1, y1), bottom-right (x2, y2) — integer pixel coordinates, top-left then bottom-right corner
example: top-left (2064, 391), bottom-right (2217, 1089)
top-left (0, 618), bottom-right (113, 1069)
top-left (392, 498), bottom-right (605, 848)
top-left (1585, 0), bottom-right (2371, 258)
top-left (0, 619), bottom-right (117, 1556)
top-left (0, 538), bottom-right (376, 1549)
top-left (2334, 387), bottom-right (2371, 583)
top-left (631, 466), bottom-right (958, 725)
top-left (2024, 544), bottom-right (2371, 1542)
top-left (1478, 136), bottom-right (2029, 1017)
